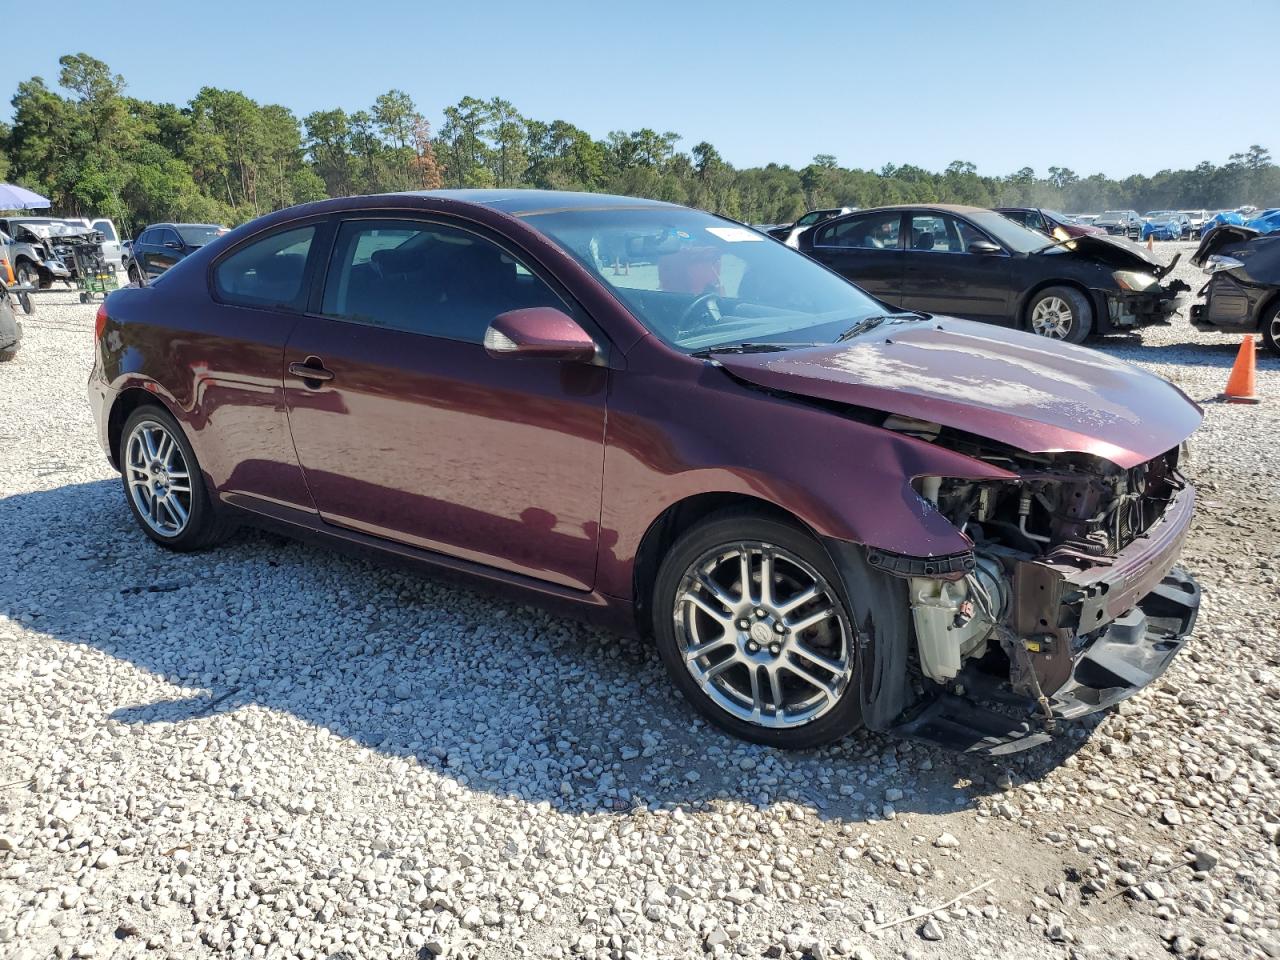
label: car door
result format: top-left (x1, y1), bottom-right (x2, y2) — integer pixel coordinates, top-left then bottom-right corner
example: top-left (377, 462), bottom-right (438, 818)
top-left (282, 216), bottom-right (609, 591)
top-left (147, 228), bottom-right (183, 278)
top-left (805, 211), bottom-right (905, 303)
top-left (897, 212), bottom-right (1013, 324)
top-left (134, 229), bottom-right (161, 277)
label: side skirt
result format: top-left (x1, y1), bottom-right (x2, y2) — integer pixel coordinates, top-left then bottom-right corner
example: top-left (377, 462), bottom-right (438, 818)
top-left (219, 492), bottom-right (638, 636)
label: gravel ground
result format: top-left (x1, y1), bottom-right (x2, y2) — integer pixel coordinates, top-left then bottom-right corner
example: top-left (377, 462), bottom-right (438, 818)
top-left (1, 250), bottom-right (1278, 960)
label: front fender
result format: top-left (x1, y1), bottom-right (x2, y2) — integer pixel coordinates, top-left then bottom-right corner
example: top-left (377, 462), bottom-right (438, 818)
top-left (597, 349), bottom-right (1015, 599)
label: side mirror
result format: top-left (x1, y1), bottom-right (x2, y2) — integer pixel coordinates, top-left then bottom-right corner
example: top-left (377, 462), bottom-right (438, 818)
top-left (484, 307), bottom-right (597, 362)
top-left (967, 240), bottom-right (1003, 255)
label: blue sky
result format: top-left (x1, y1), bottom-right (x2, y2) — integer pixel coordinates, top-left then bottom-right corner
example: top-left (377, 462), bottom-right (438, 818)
top-left (5, 0), bottom-right (1278, 178)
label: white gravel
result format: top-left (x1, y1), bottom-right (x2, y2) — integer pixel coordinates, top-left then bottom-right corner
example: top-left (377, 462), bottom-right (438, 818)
top-left (1, 263), bottom-right (1278, 960)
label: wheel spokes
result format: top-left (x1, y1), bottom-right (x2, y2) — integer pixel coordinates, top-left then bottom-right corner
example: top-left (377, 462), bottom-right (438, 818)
top-left (675, 539), bottom-right (853, 729)
top-left (125, 420), bottom-right (193, 538)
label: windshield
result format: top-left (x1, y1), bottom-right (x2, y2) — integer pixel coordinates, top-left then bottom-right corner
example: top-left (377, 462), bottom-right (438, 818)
top-left (1043, 209), bottom-right (1075, 224)
top-left (522, 206), bottom-right (889, 350)
top-left (176, 225), bottom-right (228, 246)
top-left (956, 208), bottom-right (1050, 254)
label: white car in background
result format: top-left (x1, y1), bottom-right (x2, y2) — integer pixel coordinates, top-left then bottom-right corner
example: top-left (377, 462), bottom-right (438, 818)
top-left (62, 217), bottom-right (125, 274)
top-left (767, 207), bottom-right (857, 248)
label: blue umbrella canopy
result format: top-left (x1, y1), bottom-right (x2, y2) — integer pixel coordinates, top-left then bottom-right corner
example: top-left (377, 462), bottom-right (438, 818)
top-left (0, 183), bottom-right (52, 210)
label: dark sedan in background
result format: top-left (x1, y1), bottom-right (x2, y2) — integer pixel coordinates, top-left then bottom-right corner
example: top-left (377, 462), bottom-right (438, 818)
top-left (1190, 224), bottom-right (1280, 354)
top-left (1093, 210), bottom-right (1144, 239)
top-left (125, 223), bottom-right (229, 284)
top-left (88, 189), bottom-right (1202, 756)
top-left (798, 204), bottom-right (1189, 342)
top-left (996, 207), bottom-right (1107, 239)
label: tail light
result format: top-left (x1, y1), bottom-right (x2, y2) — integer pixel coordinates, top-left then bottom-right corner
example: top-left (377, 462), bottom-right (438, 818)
top-left (95, 302), bottom-right (109, 341)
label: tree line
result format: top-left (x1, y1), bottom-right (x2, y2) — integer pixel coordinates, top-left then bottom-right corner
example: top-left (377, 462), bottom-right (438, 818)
top-left (1, 54), bottom-right (1275, 235)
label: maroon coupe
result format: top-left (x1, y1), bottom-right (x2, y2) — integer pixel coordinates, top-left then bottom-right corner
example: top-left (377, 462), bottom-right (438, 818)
top-left (90, 190), bottom-right (1202, 753)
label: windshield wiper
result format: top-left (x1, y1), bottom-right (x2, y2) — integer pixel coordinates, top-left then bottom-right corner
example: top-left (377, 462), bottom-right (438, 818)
top-left (691, 341), bottom-right (802, 358)
top-left (835, 311), bottom-right (929, 342)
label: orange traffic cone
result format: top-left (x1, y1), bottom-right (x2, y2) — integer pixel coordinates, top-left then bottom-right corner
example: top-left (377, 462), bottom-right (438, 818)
top-left (1221, 336), bottom-right (1261, 404)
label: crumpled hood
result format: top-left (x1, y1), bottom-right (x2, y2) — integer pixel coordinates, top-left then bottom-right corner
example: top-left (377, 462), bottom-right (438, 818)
top-left (715, 318), bottom-right (1202, 468)
top-left (1046, 233), bottom-right (1178, 278)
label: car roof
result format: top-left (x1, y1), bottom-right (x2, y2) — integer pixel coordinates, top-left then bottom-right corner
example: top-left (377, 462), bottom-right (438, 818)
top-left (846, 203), bottom-right (991, 216)
top-left (401, 189), bottom-right (680, 216)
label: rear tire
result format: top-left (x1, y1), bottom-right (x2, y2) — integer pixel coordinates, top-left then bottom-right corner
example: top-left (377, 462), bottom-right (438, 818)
top-left (118, 406), bottom-right (234, 551)
top-left (127, 264), bottom-right (141, 286)
top-left (652, 509), bottom-right (865, 749)
top-left (1261, 300), bottom-right (1280, 357)
top-left (1028, 286), bottom-right (1093, 344)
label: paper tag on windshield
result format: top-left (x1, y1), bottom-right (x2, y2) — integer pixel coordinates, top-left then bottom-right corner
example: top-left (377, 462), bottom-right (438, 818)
top-left (706, 226), bottom-right (764, 243)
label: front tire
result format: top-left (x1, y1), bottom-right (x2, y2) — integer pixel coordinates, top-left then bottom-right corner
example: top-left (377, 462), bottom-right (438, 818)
top-left (1028, 286), bottom-right (1093, 344)
top-left (15, 261), bottom-right (38, 288)
top-left (652, 510), bottom-right (864, 749)
top-left (118, 406), bottom-right (233, 551)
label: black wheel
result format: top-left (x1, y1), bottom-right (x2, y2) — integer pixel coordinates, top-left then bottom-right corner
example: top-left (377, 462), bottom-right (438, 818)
top-left (652, 510), bottom-right (868, 749)
top-left (79, 292), bottom-right (89, 304)
top-left (127, 264), bottom-right (141, 286)
top-left (1261, 300), bottom-right (1280, 357)
top-left (1027, 286), bottom-right (1093, 344)
top-left (15, 261), bottom-right (38, 288)
top-left (0, 345), bottom-right (16, 363)
top-left (118, 406), bottom-right (234, 551)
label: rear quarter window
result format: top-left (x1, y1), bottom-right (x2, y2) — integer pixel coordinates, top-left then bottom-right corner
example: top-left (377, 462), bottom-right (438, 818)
top-left (213, 226), bottom-right (316, 310)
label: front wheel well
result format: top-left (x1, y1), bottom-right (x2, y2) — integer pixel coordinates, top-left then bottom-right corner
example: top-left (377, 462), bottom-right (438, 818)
top-left (106, 389), bottom-right (169, 470)
top-left (631, 492), bottom-right (818, 638)
top-left (1255, 290), bottom-right (1280, 328)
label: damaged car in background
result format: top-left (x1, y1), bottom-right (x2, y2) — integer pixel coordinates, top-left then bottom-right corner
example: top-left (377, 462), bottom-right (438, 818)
top-left (90, 189), bottom-right (1202, 756)
top-left (799, 204), bottom-right (1190, 343)
top-left (0, 217), bottom-right (73, 289)
top-left (1190, 223), bottom-right (1280, 353)
top-left (0, 217), bottom-right (111, 289)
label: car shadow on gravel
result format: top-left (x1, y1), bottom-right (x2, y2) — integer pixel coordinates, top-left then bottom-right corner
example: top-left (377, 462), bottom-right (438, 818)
top-left (1, 479), bottom-right (1096, 824)
top-left (1097, 336), bottom-right (1279, 371)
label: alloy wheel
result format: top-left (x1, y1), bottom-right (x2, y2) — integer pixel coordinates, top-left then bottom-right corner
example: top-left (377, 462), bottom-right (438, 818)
top-left (1031, 296), bottom-right (1073, 339)
top-left (124, 419), bottom-right (193, 536)
top-left (673, 541), bottom-right (853, 728)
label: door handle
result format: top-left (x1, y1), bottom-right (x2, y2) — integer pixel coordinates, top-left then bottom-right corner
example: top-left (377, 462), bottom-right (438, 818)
top-left (288, 357), bottom-right (334, 384)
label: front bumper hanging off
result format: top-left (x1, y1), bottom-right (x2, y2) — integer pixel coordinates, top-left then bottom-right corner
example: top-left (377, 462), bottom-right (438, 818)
top-left (890, 567), bottom-right (1199, 755)
top-left (889, 485), bottom-right (1201, 755)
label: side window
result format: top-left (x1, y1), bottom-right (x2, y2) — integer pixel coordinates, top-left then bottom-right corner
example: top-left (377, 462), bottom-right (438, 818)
top-left (1025, 211), bottom-right (1046, 233)
top-left (953, 218), bottom-right (992, 251)
top-left (909, 213), bottom-right (990, 254)
top-left (320, 219), bottom-right (562, 343)
top-left (814, 212), bottom-right (900, 250)
top-left (911, 213), bottom-right (952, 252)
top-left (157, 229), bottom-right (177, 247)
top-left (136, 229), bottom-right (152, 246)
top-left (213, 226), bottom-right (315, 309)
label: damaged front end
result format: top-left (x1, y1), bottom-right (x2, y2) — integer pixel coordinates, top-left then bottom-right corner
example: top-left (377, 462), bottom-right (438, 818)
top-left (875, 438), bottom-right (1199, 754)
top-left (1044, 233), bottom-right (1190, 329)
